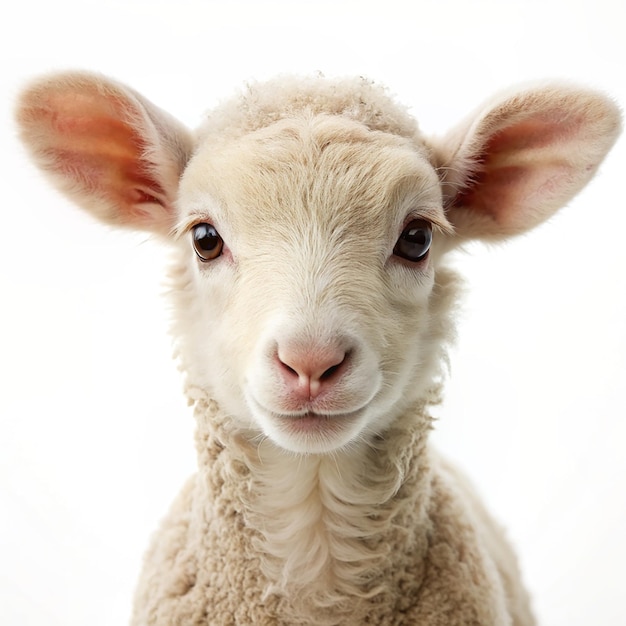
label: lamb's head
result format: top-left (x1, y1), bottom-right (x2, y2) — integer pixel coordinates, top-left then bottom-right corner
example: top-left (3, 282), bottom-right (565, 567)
top-left (175, 108), bottom-right (456, 453)
top-left (16, 73), bottom-right (621, 454)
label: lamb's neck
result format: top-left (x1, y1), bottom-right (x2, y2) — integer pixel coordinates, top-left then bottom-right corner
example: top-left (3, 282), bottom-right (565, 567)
top-left (189, 388), bottom-right (437, 614)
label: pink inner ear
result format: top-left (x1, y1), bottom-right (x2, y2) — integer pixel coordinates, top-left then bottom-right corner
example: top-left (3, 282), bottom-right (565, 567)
top-left (487, 114), bottom-right (584, 153)
top-left (459, 163), bottom-right (572, 231)
top-left (454, 111), bottom-right (586, 232)
top-left (36, 89), bottom-right (167, 221)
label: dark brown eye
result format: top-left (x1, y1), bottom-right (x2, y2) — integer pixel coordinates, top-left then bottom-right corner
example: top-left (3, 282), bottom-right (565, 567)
top-left (192, 223), bottom-right (223, 261)
top-left (393, 219), bottom-right (432, 263)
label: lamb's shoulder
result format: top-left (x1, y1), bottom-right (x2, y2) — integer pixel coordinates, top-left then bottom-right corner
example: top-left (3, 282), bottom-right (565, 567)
top-left (403, 451), bottom-right (534, 626)
top-left (130, 471), bottom-right (279, 626)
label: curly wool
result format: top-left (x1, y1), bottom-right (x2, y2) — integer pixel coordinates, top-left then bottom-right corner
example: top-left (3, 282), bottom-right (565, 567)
top-left (131, 379), bottom-right (532, 626)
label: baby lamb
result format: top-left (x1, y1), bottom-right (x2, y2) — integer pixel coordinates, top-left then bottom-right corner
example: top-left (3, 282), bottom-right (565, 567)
top-left (16, 72), bottom-right (620, 625)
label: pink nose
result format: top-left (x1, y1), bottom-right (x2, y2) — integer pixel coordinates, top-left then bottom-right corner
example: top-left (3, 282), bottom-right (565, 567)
top-left (277, 344), bottom-right (349, 401)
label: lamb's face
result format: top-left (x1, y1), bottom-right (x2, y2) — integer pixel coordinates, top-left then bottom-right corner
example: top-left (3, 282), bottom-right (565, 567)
top-left (175, 115), bottom-right (452, 454)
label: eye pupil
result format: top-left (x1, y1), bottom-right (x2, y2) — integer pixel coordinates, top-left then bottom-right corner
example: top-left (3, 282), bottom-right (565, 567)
top-left (406, 226), bottom-right (428, 244)
top-left (393, 219), bottom-right (432, 263)
top-left (192, 223), bottom-right (224, 261)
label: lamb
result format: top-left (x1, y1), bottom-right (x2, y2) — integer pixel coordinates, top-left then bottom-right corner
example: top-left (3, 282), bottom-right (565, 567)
top-left (16, 71), bottom-right (620, 626)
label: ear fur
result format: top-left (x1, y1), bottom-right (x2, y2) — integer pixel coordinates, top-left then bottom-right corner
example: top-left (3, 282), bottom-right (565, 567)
top-left (430, 83), bottom-right (621, 241)
top-left (16, 71), bottom-right (194, 235)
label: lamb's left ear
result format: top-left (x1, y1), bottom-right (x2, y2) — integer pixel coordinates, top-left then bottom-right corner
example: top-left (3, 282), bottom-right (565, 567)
top-left (432, 84), bottom-right (621, 240)
top-left (16, 71), bottom-right (194, 235)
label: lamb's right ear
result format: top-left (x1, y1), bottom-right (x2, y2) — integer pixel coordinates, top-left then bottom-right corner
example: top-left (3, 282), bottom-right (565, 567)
top-left (16, 71), bottom-right (194, 235)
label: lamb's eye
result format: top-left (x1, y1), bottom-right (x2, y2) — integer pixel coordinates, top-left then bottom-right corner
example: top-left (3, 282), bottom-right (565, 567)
top-left (393, 219), bottom-right (432, 263)
top-left (192, 223), bottom-right (223, 261)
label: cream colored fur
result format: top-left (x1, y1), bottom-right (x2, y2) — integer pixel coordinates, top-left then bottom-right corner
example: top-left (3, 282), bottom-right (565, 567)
top-left (16, 72), bottom-right (621, 625)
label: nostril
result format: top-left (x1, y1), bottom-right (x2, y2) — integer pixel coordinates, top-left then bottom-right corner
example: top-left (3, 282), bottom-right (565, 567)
top-left (320, 351), bottom-right (349, 381)
top-left (320, 363), bottom-right (341, 381)
top-left (279, 360), bottom-right (299, 378)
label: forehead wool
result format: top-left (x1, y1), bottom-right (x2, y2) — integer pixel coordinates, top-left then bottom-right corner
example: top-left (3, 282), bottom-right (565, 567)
top-left (183, 113), bottom-right (442, 239)
top-left (197, 75), bottom-right (425, 146)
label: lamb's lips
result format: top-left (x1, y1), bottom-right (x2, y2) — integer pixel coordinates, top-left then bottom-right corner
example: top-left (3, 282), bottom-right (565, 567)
top-left (282, 411), bottom-right (359, 433)
top-left (247, 392), bottom-right (363, 429)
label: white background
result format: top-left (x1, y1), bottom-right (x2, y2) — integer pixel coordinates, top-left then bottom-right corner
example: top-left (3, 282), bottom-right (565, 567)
top-left (1, 1), bottom-right (624, 624)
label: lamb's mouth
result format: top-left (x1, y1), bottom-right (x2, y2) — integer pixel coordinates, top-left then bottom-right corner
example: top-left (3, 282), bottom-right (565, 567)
top-left (278, 409), bottom-right (363, 434)
top-left (245, 392), bottom-right (368, 445)
top-left (248, 392), bottom-right (363, 423)
top-left (246, 393), bottom-right (370, 452)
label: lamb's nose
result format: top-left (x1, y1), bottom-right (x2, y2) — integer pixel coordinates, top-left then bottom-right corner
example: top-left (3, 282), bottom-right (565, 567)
top-left (277, 344), bottom-right (349, 400)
